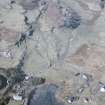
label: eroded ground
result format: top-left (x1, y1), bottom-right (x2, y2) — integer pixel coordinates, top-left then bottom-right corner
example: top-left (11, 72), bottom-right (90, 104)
top-left (0, 0), bottom-right (105, 105)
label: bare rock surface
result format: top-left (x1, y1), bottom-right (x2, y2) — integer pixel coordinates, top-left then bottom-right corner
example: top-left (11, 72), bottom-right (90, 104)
top-left (27, 84), bottom-right (63, 105)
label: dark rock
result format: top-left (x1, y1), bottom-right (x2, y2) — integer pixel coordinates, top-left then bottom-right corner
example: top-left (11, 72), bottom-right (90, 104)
top-left (31, 77), bottom-right (46, 85)
top-left (0, 96), bottom-right (10, 105)
top-left (83, 97), bottom-right (89, 103)
top-left (12, 71), bottom-right (26, 83)
top-left (100, 0), bottom-right (105, 9)
top-left (63, 9), bottom-right (81, 29)
top-left (66, 96), bottom-right (79, 104)
top-left (15, 33), bottom-right (26, 47)
top-left (28, 30), bottom-right (34, 36)
top-left (20, 0), bottom-right (41, 10)
top-left (24, 16), bottom-right (29, 25)
top-left (0, 74), bottom-right (7, 89)
top-left (10, 0), bottom-right (16, 4)
top-left (75, 72), bottom-right (80, 76)
top-left (27, 84), bottom-right (63, 105)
